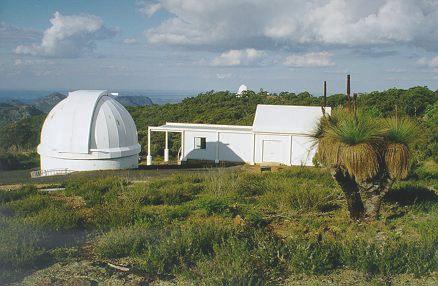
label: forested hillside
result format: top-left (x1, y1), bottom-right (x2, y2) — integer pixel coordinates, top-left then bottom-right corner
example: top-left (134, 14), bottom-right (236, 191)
top-left (0, 86), bottom-right (437, 169)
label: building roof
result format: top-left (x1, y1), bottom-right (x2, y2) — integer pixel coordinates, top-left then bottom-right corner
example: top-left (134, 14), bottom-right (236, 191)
top-left (150, 122), bottom-right (253, 133)
top-left (38, 90), bottom-right (140, 159)
top-left (252, 104), bottom-right (330, 134)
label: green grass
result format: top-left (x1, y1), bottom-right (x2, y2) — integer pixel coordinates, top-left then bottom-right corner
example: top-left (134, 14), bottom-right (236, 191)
top-left (0, 166), bottom-right (437, 284)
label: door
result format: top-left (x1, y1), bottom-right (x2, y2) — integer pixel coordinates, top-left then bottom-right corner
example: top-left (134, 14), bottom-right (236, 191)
top-left (262, 140), bottom-right (283, 163)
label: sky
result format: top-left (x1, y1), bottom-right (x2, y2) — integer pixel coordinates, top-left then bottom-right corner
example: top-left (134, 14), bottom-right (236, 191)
top-left (0, 0), bottom-right (437, 94)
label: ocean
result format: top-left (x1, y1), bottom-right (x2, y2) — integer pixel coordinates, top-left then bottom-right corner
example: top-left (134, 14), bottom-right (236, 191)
top-left (0, 89), bottom-right (198, 105)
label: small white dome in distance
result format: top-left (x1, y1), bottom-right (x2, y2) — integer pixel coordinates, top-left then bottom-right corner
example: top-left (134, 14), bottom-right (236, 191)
top-left (237, 84), bottom-right (248, 95)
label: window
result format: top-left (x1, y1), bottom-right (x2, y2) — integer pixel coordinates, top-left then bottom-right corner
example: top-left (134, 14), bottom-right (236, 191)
top-left (194, 137), bottom-right (206, 149)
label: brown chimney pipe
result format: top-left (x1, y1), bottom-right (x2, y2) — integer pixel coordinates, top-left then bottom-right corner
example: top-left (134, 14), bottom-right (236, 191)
top-left (321, 81), bottom-right (327, 115)
top-left (324, 81), bottom-right (327, 108)
top-left (346, 74), bottom-right (351, 109)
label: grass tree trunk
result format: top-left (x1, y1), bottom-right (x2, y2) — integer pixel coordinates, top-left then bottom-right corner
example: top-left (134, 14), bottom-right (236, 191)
top-left (357, 177), bottom-right (395, 221)
top-left (331, 168), bottom-right (364, 220)
top-left (332, 167), bottom-right (395, 221)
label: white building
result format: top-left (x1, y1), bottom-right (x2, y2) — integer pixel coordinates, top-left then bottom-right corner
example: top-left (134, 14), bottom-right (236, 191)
top-left (37, 90), bottom-right (141, 175)
top-left (147, 105), bottom-right (329, 166)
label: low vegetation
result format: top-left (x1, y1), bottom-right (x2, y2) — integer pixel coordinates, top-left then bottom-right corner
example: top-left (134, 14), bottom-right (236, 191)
top-left (0, 166), bottom-right (436, 284)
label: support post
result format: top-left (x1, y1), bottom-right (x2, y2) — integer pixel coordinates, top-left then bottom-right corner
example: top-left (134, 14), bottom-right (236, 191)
top-left (250, 133), bottom-right (255, 165)
top-left (164, 131), bottom-right (169, 162)
top-left (215, 132), bottom-right (220, 164)
top-left (181, 131), bottom-right (186, 162)
top-left (146, 127), bottom-right (152, 165)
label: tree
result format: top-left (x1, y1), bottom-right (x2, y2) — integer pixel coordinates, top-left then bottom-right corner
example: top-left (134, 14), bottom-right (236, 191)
top-left (312, 108), bottom-right (418, 221)
top-left (423, 101), bottom-right (438, 162)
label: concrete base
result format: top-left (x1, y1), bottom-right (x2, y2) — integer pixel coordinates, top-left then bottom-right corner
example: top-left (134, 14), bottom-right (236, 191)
top-left (146, 155), bottom-right (152, 166)
top-left (40, 154), bottom-right (139, 172)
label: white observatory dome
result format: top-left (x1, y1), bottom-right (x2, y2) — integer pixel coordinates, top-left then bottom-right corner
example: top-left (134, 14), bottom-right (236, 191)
top-left (37, 90), bottom-right (141, 173)
top-left (237, 84), bottom-right (248, 95)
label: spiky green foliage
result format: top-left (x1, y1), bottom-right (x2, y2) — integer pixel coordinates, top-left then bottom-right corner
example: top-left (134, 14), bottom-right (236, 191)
top-left (384, 117), bottom-right (419, 146)
top-left (313, 109), bottom-right (386, 181)
top-left (325, 109), bottom-right (384, 146)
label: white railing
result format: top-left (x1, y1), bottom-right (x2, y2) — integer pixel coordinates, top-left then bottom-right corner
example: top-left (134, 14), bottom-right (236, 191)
top-left (30, 169), bottom-right (75, 178)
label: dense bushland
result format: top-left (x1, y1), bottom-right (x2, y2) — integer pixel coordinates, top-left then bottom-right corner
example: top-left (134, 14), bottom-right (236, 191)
top-left (1, 167), bottom-right (436, 284)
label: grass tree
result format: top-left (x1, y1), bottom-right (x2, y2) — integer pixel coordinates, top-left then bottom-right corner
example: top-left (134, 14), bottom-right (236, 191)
top-left (313, 108), bottom-right (418, 221)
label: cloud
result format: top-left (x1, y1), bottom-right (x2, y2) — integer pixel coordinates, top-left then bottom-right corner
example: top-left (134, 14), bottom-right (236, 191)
top-left (283, 52), bottom-right (334, 67)
top-left (216, 73), bottom-right (231, 79)
top-left (145, 0), bottom-right (438, 51)
top-left (385, 68), bottom-right (407, 73)
top-left (15, 12), bottom-right (117, 58)
top-left (0, 22), bottom-right (41, 44)
top-left (211, 48), bottom-right (264, 66)
top-left (138, 1), bottom-right (162, 17)
top-left (417, 56), bottom-right (438, 68)
top-left (123, 38), bottom-right (138, 44)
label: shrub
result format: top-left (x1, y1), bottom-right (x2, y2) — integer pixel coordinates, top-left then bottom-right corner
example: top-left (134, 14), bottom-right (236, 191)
top-left (95, 225), bottom-right (153, 259)
top-left (237, 206), bottom-right (269, 228)
top-left (203, 169), bottom-right (239, 196)
top-left (415, 160), bottom-right (438, 180)
top-left (193, 232), bottom-right (286, 285)
top-left (236, 173), bottom-right (267, 197)
top-left (287, 237), bottom-right (341, 274)
top-left (194, 238), bottom-right (261, 285)
top-left (25, 204), bottom-right (83, 231)
top-left (191, 195), bottom-right (236, 216)
top-left (89, 198), bottom-right (140, 229)
top-left (130, 181), bottom-right (201, 206)
top-left (0, 217), bottom-right (46, 269)
top-left (6, 194), bottom-right (50, 216)
top-left (258, 180), bottom-right (340, 213)
top-left (135, 205), bottom-right (190, 225)
top-left (0, 185), bottom-right (36, 204)
top-left (339, 236), bottom-right (437, 276)
top-left (95, 217), bottom-right (237, 276)
top-left (0, 151), bottom-right (39, 171)
top-left (135, 218), bottom-right (236, 275)
top-left (64, 176), bottom-right (127, 206)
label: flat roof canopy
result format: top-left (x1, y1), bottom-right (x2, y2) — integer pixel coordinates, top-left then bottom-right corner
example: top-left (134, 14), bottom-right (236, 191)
top-left (149, 122), bottom-right (253, 133)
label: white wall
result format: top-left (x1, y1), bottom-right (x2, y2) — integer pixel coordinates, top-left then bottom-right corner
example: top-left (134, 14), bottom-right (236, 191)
top-left (183, 131), bottom-right (218, 161)
top-left (182, 130), bottom-right (316, 166)
top-left (291, 136), bottom-right (316, 166)
top-left (218, 132), bottom-right (252, 162)
top-left (183, 131), bottom-right (252, 163)
top-left (254, 134), bottom-right (291, 165)
top-left (40, 154), bottom-right (138, 172)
